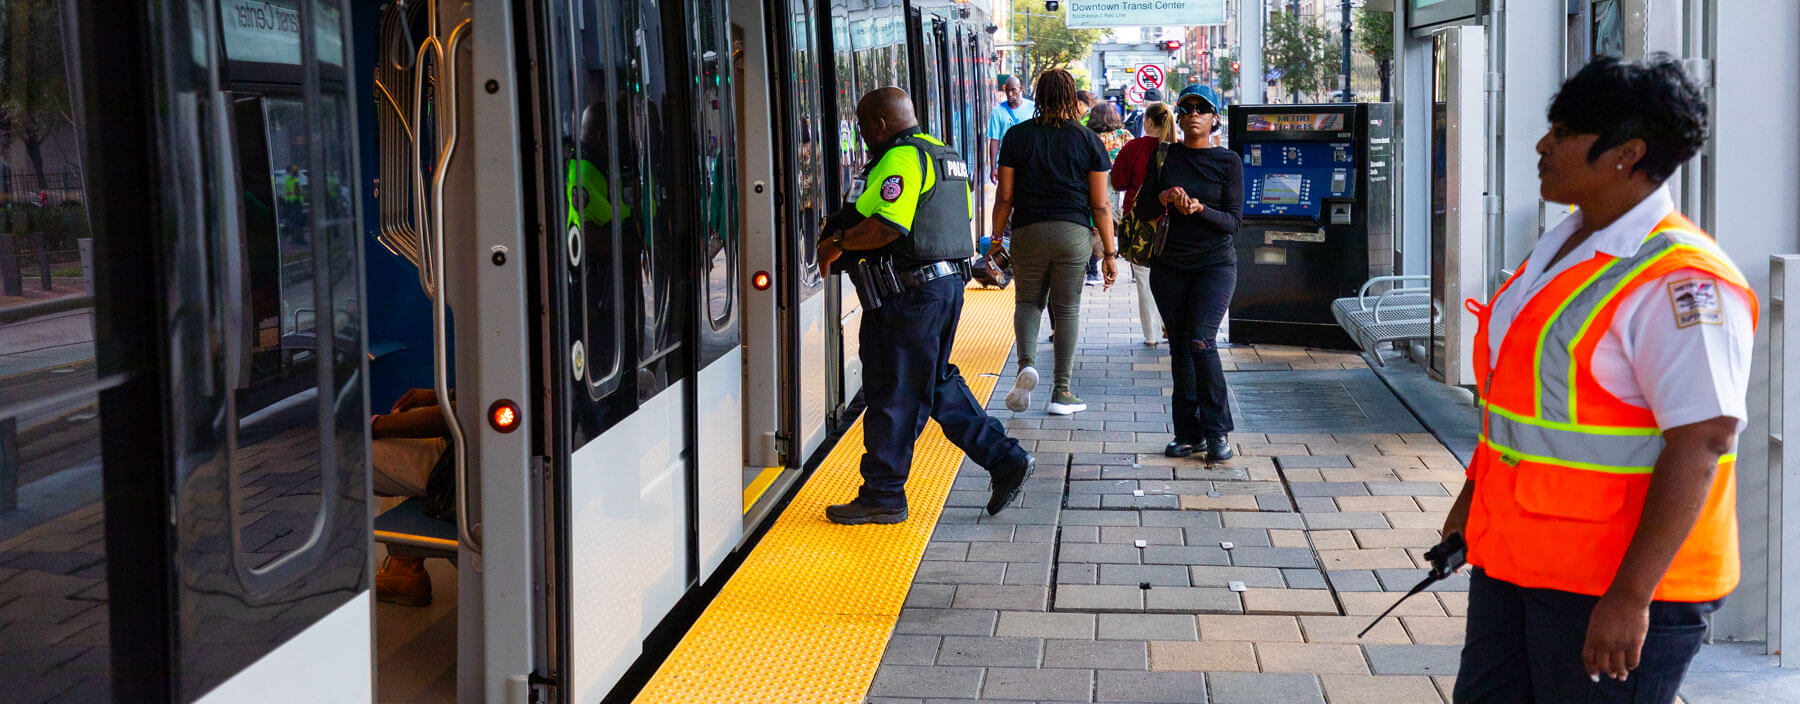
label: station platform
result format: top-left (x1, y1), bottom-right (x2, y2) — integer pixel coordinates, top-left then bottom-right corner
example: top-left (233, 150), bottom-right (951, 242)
top-left (637, 277), bottom-right (1798, 704)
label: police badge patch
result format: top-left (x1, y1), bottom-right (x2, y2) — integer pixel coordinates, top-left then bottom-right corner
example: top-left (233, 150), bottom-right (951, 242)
top-left (880, 175), bottom-right (904, 202)
top-left (1669, 277), bottom-right (1723, 328)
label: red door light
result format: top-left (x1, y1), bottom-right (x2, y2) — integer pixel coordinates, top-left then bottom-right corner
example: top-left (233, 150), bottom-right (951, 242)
top-left (753, 271), bottom-right (772, 290)
top-left (489, 399), bottom-right (522, 433)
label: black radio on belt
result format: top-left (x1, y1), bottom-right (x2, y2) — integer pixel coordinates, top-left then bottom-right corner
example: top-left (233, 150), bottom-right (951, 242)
top-left (844, 255), bottom-right (973, 311)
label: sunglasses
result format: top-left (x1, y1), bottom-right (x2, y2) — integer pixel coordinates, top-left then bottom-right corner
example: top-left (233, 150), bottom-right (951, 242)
top-left (1174, 102), bottom-right (1214, 116)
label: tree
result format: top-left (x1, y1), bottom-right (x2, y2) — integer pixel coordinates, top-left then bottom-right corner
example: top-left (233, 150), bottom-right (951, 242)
top-left (1013, 0), bottom-right (1105, 90)
top-left (1264, 9), bottom-right (1337, 102)
top-left (0, 0), bottom-right (80, 242)
top-left (1357, 9), bottom-right (1395, 101)
top-left (1212, 51), bottom-right (1237, 96)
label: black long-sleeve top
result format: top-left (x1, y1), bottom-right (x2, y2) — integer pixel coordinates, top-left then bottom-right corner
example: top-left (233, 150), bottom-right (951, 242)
top-left (1132, 144), bottom-right (1244, 270)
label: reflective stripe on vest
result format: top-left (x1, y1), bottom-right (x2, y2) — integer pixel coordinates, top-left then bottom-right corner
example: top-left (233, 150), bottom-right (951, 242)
top-left (1468, 213), bottom-right (1753, 601)
top-left (1532, 228), bottom-right (1730, 424)
top-left (1481, 406), bottom-right (1662, 473)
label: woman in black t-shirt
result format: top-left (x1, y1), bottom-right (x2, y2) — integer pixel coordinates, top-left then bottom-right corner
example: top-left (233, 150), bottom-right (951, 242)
top-left (988, 69), bottom-right (1117, 416)
top-left (1132, 87), bottom-right (1243, 462)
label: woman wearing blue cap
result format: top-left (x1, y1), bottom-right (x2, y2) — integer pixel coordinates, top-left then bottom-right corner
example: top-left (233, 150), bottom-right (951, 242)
top-left (1132, 85), bottom-right (1243, 462)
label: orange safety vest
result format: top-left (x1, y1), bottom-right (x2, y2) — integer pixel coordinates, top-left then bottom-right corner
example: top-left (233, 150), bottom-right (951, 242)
top-left (1464, 212), bottom-right (1756, 602)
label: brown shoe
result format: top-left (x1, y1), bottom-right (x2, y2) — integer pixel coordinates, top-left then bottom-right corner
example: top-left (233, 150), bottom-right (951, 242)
top-left (376, 556), bottom-right (432, 607)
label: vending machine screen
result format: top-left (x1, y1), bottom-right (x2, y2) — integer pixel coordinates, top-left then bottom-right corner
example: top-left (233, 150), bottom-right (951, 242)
top-left (1241, 141), bottom-right (1355, 217)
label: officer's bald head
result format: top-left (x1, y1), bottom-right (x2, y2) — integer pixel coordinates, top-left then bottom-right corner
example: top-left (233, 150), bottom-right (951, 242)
top-left (856, 87), bottom-right (918, 148)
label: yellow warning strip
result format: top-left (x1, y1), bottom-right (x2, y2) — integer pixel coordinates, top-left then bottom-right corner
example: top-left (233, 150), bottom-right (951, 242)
top-left (742, 466), bottom-right (784, 514)
top-left (635, 286), bottom-right (1014, 704)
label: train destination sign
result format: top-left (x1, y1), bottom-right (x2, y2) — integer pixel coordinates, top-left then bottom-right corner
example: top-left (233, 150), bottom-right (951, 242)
top-left (1065, 0), bottom-right (1226, 29)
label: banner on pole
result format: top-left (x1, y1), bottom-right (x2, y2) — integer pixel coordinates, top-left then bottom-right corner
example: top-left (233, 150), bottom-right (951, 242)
top-left (1066, 1), bottom-right (1226, 29)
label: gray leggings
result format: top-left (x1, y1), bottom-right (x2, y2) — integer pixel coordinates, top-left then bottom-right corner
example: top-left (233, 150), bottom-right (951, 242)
top-left (1009, 220), bottom-right (1092, 391)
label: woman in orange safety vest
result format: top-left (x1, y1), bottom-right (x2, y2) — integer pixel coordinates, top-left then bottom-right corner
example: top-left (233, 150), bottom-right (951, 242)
top-left (1443, 55), bottom-right (1756, 704)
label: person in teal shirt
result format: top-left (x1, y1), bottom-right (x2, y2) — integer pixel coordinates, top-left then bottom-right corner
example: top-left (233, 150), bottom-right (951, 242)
top-left (985, 76), bottom-right (1034, 184)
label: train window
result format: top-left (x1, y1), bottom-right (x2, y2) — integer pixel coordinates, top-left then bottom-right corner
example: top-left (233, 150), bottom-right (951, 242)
top-left (226, 93), bottom-right (330, 571)
top-left (694, 0), bottom-right (736, 332)
top-left (573, 2), bottom-right (626, 400)
top-left (0, 7), bottom-right (117, 694)
top-left (621, 0), bottom-right (688, 395)
top-left (787, 0), bottom-right (824, 294)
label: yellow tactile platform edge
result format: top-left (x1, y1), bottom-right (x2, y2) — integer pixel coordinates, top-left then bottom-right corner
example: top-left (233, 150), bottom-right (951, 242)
top-left (635, 286), bottom-right (1014, 704)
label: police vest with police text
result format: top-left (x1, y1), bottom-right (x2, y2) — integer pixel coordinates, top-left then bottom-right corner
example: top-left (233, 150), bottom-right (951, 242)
top-left (874, 133), bottom-right (974, 263)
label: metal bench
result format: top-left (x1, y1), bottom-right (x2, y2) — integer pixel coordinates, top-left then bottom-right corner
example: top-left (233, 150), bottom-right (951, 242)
top-left (1332, 276), bottom-right (1441, 364)
top-left (373, 497), bottom-right (458, 558)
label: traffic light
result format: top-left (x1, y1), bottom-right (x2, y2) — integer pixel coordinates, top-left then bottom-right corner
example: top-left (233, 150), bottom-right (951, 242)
top-left (1044, 0), bottom-right (1059, 11)
top-left (1231, 61), bottom-right (1240, 72)
top-left (1160, 39), bottom-right (1183, 51)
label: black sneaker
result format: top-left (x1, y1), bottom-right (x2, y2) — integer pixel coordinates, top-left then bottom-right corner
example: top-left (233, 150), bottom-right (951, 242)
top-left (986, 455), bottom-right (1037, 515)
top-left (1165, 440), bottom-right (1194, 458)
top-left (825, 500), bottom-right (908, 525)
top-left (1205, 435), bottom-right (1235, 463)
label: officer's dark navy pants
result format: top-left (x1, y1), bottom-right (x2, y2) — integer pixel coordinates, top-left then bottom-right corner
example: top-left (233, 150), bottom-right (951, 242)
top-left (856, 275), bottom-right (1030, 510)
top-left (1454, 567), bottom-right (1719, 704)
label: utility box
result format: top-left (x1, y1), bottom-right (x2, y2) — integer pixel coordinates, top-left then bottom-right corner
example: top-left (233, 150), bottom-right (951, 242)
top-left (1227, 102), bottom-right (1396, 348)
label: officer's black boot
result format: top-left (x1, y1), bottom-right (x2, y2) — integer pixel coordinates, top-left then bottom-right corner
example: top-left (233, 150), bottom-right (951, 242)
top-left (986, 455), bottom-right (1036, 515)
top-left (825, 501), bottom-right (909, 525)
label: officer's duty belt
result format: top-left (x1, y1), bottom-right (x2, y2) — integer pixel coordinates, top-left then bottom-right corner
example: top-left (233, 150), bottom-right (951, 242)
top-left (847, 257), bottom-right (972, 311)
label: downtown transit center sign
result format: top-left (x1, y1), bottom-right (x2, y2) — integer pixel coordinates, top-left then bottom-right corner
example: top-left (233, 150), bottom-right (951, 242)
top-left (1065, 0), bottom-right (1226, 29)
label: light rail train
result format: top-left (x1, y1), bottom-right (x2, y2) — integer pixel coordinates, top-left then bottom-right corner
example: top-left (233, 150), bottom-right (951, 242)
top-left (0, 0), bottom-right (994, 701)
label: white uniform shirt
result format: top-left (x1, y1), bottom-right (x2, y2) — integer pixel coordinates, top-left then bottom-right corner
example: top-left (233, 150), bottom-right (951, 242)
top-left (1486, 186), bottom-right (1754, 431)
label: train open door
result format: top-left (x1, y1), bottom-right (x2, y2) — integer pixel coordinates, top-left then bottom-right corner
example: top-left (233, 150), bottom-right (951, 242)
top-left (735, 0), bottom-right (832, 518)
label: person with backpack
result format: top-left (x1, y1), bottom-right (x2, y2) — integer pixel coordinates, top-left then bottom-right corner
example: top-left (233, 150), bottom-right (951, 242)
top-left (1131, 86), bottom-right (1242, 461)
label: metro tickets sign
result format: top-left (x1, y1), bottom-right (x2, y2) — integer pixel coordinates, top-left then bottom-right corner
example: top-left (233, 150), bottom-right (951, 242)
top-left (1066, 0), bottom-right (1226, 29)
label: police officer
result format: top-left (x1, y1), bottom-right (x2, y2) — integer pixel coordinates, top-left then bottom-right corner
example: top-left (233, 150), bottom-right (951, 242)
top-left (818, 87), bottom-right (1036, 525)
top-left (1446, 56), bottom-right (1753, 703)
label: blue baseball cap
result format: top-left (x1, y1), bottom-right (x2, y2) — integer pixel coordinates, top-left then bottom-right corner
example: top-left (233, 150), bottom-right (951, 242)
top-left (1176, 84), bottom-right (1217, 113)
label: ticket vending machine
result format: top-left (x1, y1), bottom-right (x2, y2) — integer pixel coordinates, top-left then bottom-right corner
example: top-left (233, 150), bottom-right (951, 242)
top-left (1228, 103), bottom-right (1394, 348)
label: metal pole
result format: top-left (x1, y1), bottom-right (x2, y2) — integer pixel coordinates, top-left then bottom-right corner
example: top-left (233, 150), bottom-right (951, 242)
top-left (0, 418), bottom-right (17, 512)
top-left (0, 235), bottom-right (19, 296)
top-left (1239, 0), bottom-right (1264, 104)
top-left (1290, 0), bottom-right (1299, 103)
top-left (32, 232), bottom-right (50, 291)
top-left (1340, 0), bottom-right (1353, 102)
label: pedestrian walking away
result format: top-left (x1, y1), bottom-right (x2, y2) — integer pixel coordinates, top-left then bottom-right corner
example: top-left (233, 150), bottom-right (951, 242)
top-left (1133, 85), bottom-right (1242, 462)
top-left (1111, 101), bottom-right (1176, 346)
top-left (1086, 102), bottom-right (1134, 287)
top-left (818, 87), bottom-right (1036, 526)
top-left (987, 68), bottom-right (1118, 417)
top-left (1444, 55), bottom-right (1756, 704)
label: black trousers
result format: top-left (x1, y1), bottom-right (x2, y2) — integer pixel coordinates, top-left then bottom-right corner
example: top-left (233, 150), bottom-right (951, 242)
top-left (1455, 567), bottom-right (1718, 704)
top-left (856, 275), bottom-right (1030, 509)
top-left (1150, 259), bottom-right (1236, 441)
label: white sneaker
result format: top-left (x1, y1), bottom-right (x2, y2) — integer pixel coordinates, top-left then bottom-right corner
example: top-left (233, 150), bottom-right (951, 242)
top-left (1005, 367), bottom-right (1039, 412)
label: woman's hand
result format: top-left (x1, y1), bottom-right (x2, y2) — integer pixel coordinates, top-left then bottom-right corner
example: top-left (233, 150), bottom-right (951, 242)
top-left (1100, 256), bottom-right (1118, 291)
top-left (1159, 187), bottom-right (1188, 206)
top-left (1177, 198), bottom-right (1205, 216)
